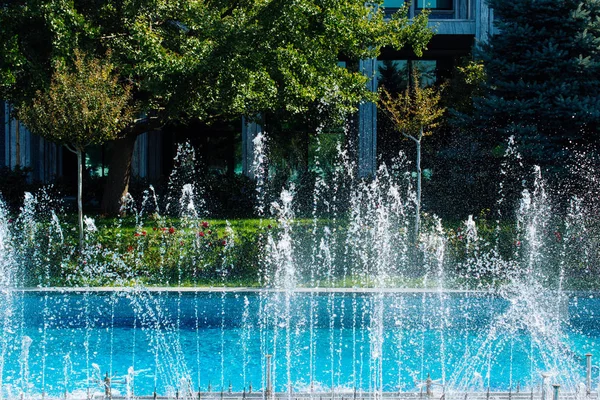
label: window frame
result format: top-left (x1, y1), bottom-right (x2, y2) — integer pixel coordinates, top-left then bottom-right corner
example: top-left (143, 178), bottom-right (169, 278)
top-left (415, 0), bottom-right (454, 11)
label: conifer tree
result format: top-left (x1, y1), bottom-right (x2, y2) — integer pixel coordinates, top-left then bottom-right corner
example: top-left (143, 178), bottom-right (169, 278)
top-left (473, 0), bottom-right (600, 168)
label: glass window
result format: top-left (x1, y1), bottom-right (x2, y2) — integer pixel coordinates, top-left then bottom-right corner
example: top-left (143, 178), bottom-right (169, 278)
top-left (417, 0), bottom-right (453, 9)
top-left (85, 144), bottom-right (112, 177)
top-left (414, 60), bottom-right (437, 87)
top-left (377, 60), bottom-right (437, 90)
top-left (383, 0), bottom-right (405, 8)
top-left (377, 60), bottom-right (408, 93)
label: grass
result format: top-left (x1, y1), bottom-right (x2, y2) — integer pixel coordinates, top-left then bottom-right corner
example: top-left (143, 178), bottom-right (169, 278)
top-left (10, 212), bottom-right (600, 291)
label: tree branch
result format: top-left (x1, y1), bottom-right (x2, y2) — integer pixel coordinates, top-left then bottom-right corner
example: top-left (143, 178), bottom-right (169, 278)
top-left (402, 132), bottom-right (419, 143)
top-left (123, 113), bottom-right (164, 138)
top-left (64, 143), bottom-right (78, 154)
top-left (99, 33), bottom-right (130, 40)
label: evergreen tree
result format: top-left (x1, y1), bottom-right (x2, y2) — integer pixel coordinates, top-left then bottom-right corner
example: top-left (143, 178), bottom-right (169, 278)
top-left (473, 0), bottom-right (600, 169)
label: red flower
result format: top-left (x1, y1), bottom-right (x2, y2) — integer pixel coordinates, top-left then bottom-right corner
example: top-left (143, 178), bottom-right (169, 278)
top-left (142, 231), bottom-right (147, 236)
top-left (202, 221), bottom-right (209, 228)
top-left (208, 230), bottom-right (212, 235)
top-left (267, 224), bottom-right (272, 229)
top-left (8, 219), bottom-right (13, 224)
top-left (180, 241), bottom-right (184, 246)
top-left (134, 232), bottom-right (141, 237)
top-left (161, 227), bottom-right (168, 232)
top-left (127, 245), bottom-right (134, 252)
top-left (168, 227), bottom-right (176, 234)
top-left (221, 240), bottom-right (227, 246)
top-left (554, 231), bottom-right (562, 242)
top-left (515, 240), bottom-right (522, 247)
top-left (153, 227), bottom-right (157, 231)
top-left (198, 231), bottom-right (205, 237)
top-left (458, 235), bottom-right (463, 240)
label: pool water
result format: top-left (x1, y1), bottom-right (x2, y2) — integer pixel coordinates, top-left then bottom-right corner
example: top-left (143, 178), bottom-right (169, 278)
top-left (1, 291), bottom-right (598, 396)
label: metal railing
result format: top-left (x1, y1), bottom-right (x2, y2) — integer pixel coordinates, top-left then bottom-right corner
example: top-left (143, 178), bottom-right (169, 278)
top-left (54, 354), bottom-right (600, 400)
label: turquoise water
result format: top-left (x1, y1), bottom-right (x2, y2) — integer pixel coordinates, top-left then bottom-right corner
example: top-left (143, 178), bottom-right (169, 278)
top-left (1, 291), bottom-right (598, 396)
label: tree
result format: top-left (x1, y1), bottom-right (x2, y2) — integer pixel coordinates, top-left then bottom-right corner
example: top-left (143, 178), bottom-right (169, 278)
top-left (18, 50), bottom-right (133, 243)
top-left (379, 71), bottom-right (445, 238)
top-left (472, 0), bottom-right (600, 169)
top-left (0, 0), bottom-right (433, 214)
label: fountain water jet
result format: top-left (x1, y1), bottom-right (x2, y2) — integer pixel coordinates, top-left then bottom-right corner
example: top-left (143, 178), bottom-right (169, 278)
top-left (0, 137), bottom-right (598, 399)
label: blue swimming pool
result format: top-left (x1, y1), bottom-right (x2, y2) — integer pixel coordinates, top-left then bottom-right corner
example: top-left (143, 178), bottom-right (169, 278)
top-left (0, 290), bottom-right (598, 397)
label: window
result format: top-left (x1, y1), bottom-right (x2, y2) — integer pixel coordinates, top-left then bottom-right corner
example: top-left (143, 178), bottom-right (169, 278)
top-left (414, 60), bottom-right (437, 86)
top-left (417, 0), bottom-right (453, 10)
top-left (377, 60), bottom-right (437, 91)
top-left (86, 144), bottom-right (112, 177)
top-left (383, 0), bottom-right (405, 8)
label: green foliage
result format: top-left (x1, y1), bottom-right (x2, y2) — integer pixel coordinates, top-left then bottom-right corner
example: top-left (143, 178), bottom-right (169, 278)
top-left (0, 0), bottom-right (433, 125)
top-left (473, 0), bottom-right (600, 166)
top-left (379, 71), bottom-right (445, 140)
top-left (25, 217), bottom-right (276, 286)
top-left (20, 214), bottom-right (600, 290)
top-left (1, 0), bottom-right (434, 214)
top-left (443, 58), bottom-right (486, 118)
top-left (17, 50), bottom-right (134, 151)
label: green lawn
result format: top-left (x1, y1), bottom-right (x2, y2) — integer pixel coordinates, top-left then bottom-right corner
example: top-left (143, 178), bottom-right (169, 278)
top-left (11, 214), bottom-right (599, 291)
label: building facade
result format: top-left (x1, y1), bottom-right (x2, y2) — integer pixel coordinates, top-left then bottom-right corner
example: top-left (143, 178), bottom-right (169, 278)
top-left (1, 102), bottom-right (63, 182)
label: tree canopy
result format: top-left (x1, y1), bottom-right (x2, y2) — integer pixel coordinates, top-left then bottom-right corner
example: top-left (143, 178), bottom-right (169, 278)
top-left (472, 0), bottom-right (600, 166)
top-left (0, 0), bottom-right (432, 123)
top-left (0, 0), bottom-right (433, 213)
top-left (17, 50), bottom-right (133, 152)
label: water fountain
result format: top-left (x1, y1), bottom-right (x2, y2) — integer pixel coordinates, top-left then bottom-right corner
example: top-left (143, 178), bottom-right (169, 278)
top-left (0, 137), bottom-right (598, 400)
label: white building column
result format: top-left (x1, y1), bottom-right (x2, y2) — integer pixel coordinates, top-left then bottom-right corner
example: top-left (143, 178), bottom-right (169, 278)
top-left (475, 0), bottom-right (494, 43)
top-left (132, 131), bottom-right (163, 181)
top-left (3, 101), bottom-right (62, 182)
top-left (358, 58), bottom-right (378, 178)
top-left (4, 102), bottom-right (31, 169)
top-left (132, 132), bottom-right (149, 178)
top-left (242, 116), bottom-right (264, 179)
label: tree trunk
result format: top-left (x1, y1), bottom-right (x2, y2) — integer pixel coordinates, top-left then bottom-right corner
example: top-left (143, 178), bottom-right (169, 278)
top-left (414, 131), bottom-right (422, 240)
top-left (101, 131), bottom-right (139, 215)
top-left (77, 148), bottom-right (84, 245)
